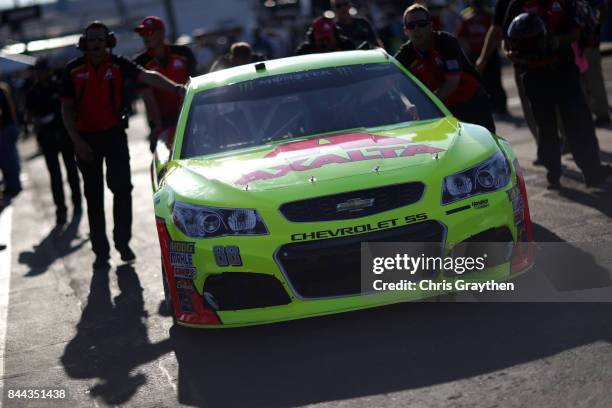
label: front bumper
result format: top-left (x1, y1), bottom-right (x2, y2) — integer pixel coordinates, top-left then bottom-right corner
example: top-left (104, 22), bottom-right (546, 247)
top-left (155, 174), bottom-right (533, 328)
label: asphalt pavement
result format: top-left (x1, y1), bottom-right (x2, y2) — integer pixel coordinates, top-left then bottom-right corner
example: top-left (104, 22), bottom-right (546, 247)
top-left (1, 57), bottom-right (612, 408)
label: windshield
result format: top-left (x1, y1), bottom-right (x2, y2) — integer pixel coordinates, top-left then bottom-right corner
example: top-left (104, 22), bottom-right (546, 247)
top-left (181, 63), bottom-right (443, 159)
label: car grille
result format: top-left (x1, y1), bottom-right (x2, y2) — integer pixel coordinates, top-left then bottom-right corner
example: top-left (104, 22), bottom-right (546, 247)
top-left (276, 221), bottom-right (445, 299)
top-left (279, 182), bottom-right (425, 222)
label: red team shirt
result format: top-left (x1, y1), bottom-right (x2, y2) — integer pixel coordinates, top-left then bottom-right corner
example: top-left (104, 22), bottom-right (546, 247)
top-left (394, 31), bottom-right (481, 107)
top-left (134, 44), bottom-right (197, 121)
top-left (61, 53), bottom-right (143, 132)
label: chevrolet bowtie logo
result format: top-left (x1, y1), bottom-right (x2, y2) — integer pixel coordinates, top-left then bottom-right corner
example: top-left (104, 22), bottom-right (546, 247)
top-left (336, 198), bottom-right (375, 212)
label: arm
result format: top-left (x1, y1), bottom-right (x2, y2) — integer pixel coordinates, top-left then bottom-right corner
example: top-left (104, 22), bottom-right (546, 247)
top-left (137, 70), bottom-right (185, 97)
top-left (185, 47), bottom-right (199, 77)
top-left (367, 23), bottom-right (385, 48)
top-left (140, 88), bottom-right (162, 130)
top-left (364, 19), bottom-right (385, 49)
top-left (61, 99), bottom-right (93, 161)
top-left (476, 25), bottom-right (502, 72)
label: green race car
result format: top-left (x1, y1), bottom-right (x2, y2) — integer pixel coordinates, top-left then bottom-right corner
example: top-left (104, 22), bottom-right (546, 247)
top-left (152, 50), bottom-right (533, 328)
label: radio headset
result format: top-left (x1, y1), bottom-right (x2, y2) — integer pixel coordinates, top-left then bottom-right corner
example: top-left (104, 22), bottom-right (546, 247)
top-left (77, 21), bottom-right (117, 51)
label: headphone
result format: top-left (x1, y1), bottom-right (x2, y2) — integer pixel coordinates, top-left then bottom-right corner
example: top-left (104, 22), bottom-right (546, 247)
top-left (78, 21), bottom-right (117, 51)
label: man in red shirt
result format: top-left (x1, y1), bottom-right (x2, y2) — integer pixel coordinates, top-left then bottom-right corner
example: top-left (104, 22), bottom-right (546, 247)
top-left (395, 4), bottom-right (495, 132)
top-left (295, 17), bottom-right (356, 55)
top-left (133, 16), bottom-right (198, 151)
top-left (61, 21), bottom-right (185, 269)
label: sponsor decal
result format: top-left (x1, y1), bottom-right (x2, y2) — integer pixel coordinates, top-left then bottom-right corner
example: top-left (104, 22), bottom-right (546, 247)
top-left (173, 59), bottom-right (184, 69)
top-left (291, 213), bottom-right (428, 241)
top-left (175, 279), bottom-right (193, 290)
top-left (506, 186), bottom-right (520, 201)
top-left (472, 199), bottom-right (489, 209)
top-left (169, 241), bottom-right (195, 253)
top-left (174, 267), bottom-right (197, 279)
top-left (75, 72), bottom-right (90, 80)
top-left (213, 245), bottom-right (242, 267)
top-left (507, 186), bottom-right (524, 225)
top-left (103, 68), bottom-right (113, 80)
top-left (170, 252), bottom-right (193, 267)
top-left (178, 289), bottom-right (195, 312)
top-left (236, 132), bottom-right (445, 185)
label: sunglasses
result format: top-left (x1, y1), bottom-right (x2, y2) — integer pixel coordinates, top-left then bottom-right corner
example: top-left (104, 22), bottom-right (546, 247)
top-left (405, 19), bottom-right (430, 30)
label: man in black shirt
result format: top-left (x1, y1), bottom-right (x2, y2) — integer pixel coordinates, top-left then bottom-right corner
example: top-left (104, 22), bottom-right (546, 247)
top-left (479, 0), bottom-right (611, 189)
top-left (26, 59), bottom-right (81, 225)
top-left (295, 17), bottom-right (356, 55)
top-left (61, 21), bottom-right (185, 269)
top-left (478, 0), bottom-right (539, 149)
top-left (209, 42), bottom-right (265, 72)
top-left (331, 0), bottom-right (384, 48)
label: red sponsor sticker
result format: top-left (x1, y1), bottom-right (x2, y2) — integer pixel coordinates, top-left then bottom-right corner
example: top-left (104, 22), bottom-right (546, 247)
top-left (236, 132), bottom-right (444, 185)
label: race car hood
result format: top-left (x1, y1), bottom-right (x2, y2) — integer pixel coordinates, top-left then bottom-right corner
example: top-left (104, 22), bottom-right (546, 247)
top-left (164, 118), bottom-right (500, 203)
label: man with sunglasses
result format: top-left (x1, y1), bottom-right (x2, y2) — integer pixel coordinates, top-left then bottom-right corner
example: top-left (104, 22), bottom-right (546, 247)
top-left (330, 0), bottom-right (383, 49)
top-left (133, 16), bottom-right (198, 152)
top-left (395, 4), bottom-right (495, 133)
top-left (61, 21), bottom-right (186, 270)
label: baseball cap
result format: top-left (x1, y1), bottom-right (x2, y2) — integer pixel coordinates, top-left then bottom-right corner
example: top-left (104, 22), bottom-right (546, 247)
top-left (134, 16), bottom-right (165, 34)
top-left (311, 17), bottom-right (336, 41)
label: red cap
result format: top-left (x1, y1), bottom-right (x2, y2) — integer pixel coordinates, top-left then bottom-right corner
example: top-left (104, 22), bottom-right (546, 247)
top-left (312, 17), bottom-right (336, 41)
top-left (134, 16), bottom-right (165, 34)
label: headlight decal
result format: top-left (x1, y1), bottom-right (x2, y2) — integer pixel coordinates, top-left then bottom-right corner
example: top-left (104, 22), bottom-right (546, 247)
top-left (441, 150), bottom-right (510, 205)
top-left (172, 202), bottom-right (268, 239)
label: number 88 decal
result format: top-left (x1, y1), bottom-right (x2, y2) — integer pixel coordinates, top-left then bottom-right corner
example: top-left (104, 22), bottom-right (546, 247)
top-left (213, 246), bottom-right (242, 266)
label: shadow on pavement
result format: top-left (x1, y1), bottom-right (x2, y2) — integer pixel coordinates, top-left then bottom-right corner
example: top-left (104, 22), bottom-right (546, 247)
top-left (61, 264), bottom-right (172, 405)
top-left (169, 301), bottom-right (612, 408)
top-left (559, 187), bottom-right (612, 219)
top-left (18, 212), bottom-right (88, 276)
top-left (531, 223), bottom-right (611, 291)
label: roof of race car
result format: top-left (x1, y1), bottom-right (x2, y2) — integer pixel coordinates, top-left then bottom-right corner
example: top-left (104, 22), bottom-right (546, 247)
top-left (188, 49), bottom-right (393, 92)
